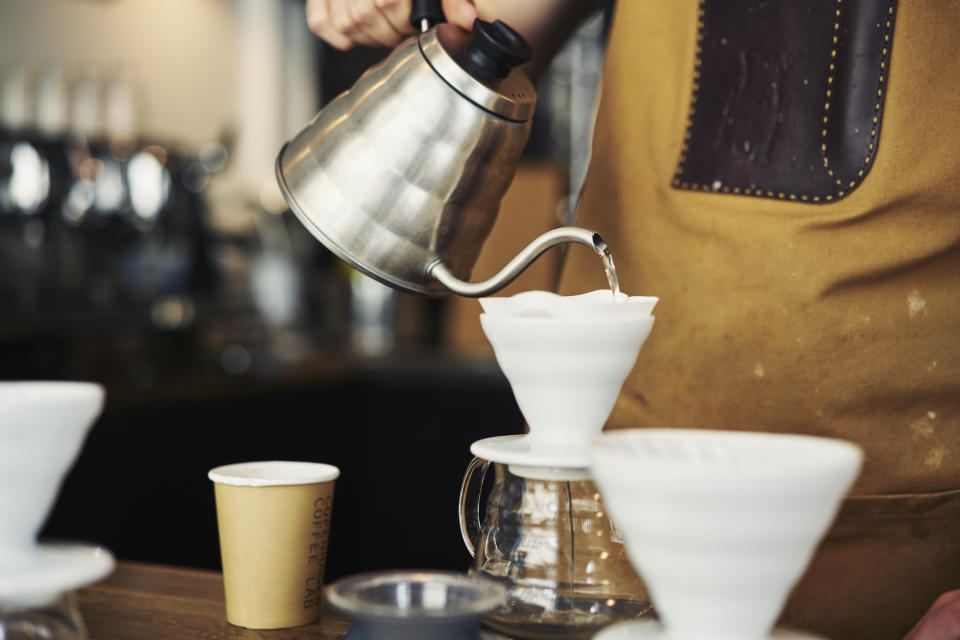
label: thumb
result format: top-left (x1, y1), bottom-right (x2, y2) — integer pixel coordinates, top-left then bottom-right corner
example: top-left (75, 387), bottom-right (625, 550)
top-left (442, 0), bottom-right (477, 31)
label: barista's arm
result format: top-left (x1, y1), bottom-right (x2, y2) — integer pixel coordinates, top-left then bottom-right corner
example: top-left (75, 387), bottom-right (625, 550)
top-left (305, 0), bottom-right (601, 81)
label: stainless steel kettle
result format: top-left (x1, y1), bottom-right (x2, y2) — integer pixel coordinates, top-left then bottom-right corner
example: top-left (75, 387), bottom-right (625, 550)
top-left (276, 16), bottom-right (607, 297)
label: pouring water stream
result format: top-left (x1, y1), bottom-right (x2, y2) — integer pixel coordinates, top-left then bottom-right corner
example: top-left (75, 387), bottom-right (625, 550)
top-left (597, 240), bottom-right (621, 299)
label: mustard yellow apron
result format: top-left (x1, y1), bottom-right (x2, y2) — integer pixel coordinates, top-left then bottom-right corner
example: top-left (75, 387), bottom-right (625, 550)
top-left (560, 2), bottom-right (960, 638)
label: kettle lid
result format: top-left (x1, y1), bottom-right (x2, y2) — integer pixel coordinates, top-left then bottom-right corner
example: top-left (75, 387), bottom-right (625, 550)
top-left (420, 20), bottom-right (536, 122)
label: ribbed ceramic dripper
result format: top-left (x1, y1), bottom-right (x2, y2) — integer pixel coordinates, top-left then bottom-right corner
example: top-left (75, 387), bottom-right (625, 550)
top-left (479, 290), bottom-right (657, 457)
top-left (0, 382), bottom-right (104, 566)
top-left (589, 429), bottom-right (863, 640)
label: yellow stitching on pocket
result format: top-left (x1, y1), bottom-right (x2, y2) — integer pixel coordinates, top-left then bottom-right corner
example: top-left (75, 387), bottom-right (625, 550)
top-left (673, 0), bottom-right (898, 204)
top-left (671, 0), bottom-right (707, 191)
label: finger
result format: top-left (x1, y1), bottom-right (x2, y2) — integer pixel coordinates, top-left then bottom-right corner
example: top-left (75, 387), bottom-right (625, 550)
top-left (374, 0), bottom-right (417, 37)
top-left (349, 0), bottom-right (406, 47)
top-left (442, 0), bottom-right (477, 31)
top-left (326, 0), bottom-right (374, 46)
top-left (305, 0), bottom-right (325, 35)
top-left (306, 0), bottom-right (355, 50)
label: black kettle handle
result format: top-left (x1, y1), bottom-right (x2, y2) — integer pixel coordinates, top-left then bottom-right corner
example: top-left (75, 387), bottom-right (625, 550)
top-left (410, 0), bottom-right (445, 32)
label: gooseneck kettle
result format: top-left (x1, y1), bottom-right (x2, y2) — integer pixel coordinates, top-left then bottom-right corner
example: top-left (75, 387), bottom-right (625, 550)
top-left (276, 2), bottom-right (607, 297)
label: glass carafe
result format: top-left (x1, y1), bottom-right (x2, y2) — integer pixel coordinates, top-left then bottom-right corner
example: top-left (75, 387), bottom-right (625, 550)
top-left (459, 458), bottom-right (654, 639)
top-left (0, 592), bottom-right (87, 640)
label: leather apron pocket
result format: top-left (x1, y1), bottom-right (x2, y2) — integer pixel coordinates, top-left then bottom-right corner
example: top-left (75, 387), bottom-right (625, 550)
top-left (673, 0), bottom-right (898, 204)
top-left (780, 488), bottom-right (960, 640)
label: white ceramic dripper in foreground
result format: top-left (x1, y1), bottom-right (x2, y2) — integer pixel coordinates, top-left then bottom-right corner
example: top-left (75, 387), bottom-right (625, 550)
top-left (479, 290), bottom-right (657, 459)
top-left (0, 381), bottom-right (115, 630)
top-left (0, 382), bottom-right (105, 566)
top-left (589, 429), bottom-right (863, 640)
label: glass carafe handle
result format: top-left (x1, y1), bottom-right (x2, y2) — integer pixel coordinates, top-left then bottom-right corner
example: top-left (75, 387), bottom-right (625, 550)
top-left (458, 456), bottom-right (490, 558)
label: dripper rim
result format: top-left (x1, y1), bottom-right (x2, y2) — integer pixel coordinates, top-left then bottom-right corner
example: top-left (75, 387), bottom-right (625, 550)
top-left (478, 289), bottom-right (659, 321)
top-left (479, 311), bottom-right (656, 325)
top-left (591, 428), bottom-right (864, 476)
top-left (0, 380), bottom-right (104, 407)
top-left (470, 434), bottom-right (591, 469)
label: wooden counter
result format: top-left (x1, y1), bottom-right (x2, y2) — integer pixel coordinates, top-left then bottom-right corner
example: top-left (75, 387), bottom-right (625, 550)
top-left (77, 562), bottom-right (351, 639)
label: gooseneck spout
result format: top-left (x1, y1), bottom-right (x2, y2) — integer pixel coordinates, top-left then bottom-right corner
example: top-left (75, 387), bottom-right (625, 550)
top-left (428, 227), bottom-right (608, 298)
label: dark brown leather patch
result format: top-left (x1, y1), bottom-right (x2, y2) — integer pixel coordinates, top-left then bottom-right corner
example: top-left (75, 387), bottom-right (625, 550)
top-left (672, 0), bottom-right (898, 204)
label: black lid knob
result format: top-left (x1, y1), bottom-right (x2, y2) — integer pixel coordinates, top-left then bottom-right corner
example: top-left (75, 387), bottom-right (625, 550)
top-left (409, 0), bottom-right (444, 31)
top-left (462, 19), bottom-right (532, 80)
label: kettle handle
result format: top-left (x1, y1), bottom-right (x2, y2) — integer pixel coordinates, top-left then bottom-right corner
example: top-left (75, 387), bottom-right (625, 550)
top-left (410, 0), bottom-right (444, 32)
top-left (458, 456), bottom-right (491, 558)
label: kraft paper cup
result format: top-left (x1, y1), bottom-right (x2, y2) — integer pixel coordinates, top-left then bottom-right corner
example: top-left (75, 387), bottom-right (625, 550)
top-left (208, 460), bottom-right (340, 629)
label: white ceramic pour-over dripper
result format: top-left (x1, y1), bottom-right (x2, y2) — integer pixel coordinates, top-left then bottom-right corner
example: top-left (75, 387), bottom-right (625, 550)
top-left (0, 382), bottom-right (105, 566)
top-left (589, 429), bottom-right (863, 640)
top-left (479, 290), bottom-right (656, 460)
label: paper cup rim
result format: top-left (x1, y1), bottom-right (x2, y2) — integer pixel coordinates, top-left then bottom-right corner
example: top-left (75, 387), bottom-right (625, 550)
top-left (208, 461), bottom-right (340, 486)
